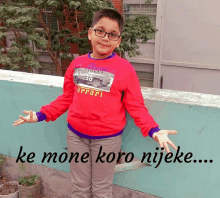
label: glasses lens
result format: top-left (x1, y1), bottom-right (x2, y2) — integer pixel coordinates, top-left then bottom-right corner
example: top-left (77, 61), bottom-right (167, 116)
top-left (109, 33), bottom-right (119, 41)
top-left (94, 29), bottom-right (119, 41)
top-left (96, 30), bottom-right (105, 37)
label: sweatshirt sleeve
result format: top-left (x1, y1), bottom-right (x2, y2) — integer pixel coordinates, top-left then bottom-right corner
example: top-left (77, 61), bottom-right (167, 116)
top-left (39, 61), bottom-right (75, 122)
top-left (36, 111), bottom-right (47, 122)
top-left (122, 64), bottom-right (159, 137)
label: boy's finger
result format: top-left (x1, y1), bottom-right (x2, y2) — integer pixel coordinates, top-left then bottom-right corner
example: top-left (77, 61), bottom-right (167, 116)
top-left (158, 139), bottom-right (164, 150)
top-left (30, 110), bottom-right (33, 119)
top-left (19, 115), bottom-right (29, 122)
top-left (13, 122), bottom-right (21, 126)
top-left (167, 139), bottom-right (177, 150)
top-left (13, 119), bottom-right (25, 126)
top-left (14, 119), bottom-right (21, 123)
top-left (163, 142), bottom-right (170, 153)
top-left (23, 110), bottom-right (30, 114)
top-left (168, 130), bottom-right (178, 135)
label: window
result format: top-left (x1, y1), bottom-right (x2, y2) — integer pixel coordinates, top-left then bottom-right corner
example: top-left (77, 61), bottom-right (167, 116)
top-left (124, 3), bottom-right (157, 26)
top-left (34, 7), bottom-right (59, 75)
top-left (125, 14), bottom-right (138, 19)
top-left (36, 7), bottom-right (58, 31)
top-left (141, 4), bottom-right (157, 25)
top-left (141, 4), bottom-right (157, 14)
top-left (38, 62), bottom-right (58, 76)
top-left (124, 4), bottom-right (140, 13)
top-left (5, 31), bottom-right (33, 49)
top-left (34, 7), bottom-right (59, 52)
top-left (136, 71), bottom-right (154, 87)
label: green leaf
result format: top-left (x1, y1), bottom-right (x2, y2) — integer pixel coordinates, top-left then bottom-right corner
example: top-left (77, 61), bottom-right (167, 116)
top-left (34, 0), bottom-right (44, 6)
top-left (18, 175), bottom-right (39, 186)
top-left (0, 32), bottom-right (8, 40)
top-left (69, 1), bottom-right (81, 9)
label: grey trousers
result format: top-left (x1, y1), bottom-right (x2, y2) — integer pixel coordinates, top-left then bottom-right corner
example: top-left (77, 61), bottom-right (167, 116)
top-left (67, 128), bottom-right (122, 198)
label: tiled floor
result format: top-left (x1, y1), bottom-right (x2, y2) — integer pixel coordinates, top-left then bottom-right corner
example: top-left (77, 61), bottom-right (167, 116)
top-left (0, 180), bottom-right (160, 198)
top-left (40, 186), bottom-right (160, 198)
top-left (112, 185), bottom-right (160, 198)
top-left (1, 176), bottom-right (160, 197)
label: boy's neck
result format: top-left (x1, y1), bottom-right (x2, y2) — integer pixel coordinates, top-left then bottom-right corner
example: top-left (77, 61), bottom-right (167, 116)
top-left (90, 52), bottom-right (113, 60)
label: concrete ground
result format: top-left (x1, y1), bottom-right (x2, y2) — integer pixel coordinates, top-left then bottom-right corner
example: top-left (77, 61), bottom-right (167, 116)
top-left (0, 155), bottom-right (160, 198)
top-left (0, 180), bottom-right (159, 198)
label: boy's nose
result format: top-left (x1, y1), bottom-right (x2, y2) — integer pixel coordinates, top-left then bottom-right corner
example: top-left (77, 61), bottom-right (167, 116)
top-left (102, 34), bottom-right (110, 41)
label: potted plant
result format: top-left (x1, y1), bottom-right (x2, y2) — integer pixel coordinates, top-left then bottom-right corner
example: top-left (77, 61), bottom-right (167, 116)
top-left (0, 154), bottom-right (6, 180)
top-left (18, 174), bottom-right (41, 198)
top-left (0, 172), bottom-right (19, 198)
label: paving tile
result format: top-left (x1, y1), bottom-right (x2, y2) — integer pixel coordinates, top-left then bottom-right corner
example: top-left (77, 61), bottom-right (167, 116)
top-left (113, 185), bottom-right (133, 198)
top-left (113, 185), bottom-right (160, 198)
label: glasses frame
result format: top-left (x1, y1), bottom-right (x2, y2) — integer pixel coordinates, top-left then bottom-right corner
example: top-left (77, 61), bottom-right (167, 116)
top-left (91, 28), bottom-right (121, 41)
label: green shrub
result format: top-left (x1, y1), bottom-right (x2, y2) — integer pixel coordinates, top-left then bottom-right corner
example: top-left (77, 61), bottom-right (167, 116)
top-left (0, 154), bottom-right (5, 176)
top-left (18, 175), bottom-right (39, 186)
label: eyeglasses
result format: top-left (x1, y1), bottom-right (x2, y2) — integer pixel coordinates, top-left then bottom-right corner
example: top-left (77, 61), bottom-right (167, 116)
top-left (91, 28), bottom-right (121, 41)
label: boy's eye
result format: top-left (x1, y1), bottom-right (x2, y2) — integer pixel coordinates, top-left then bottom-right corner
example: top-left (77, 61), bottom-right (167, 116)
top-left (109, 33), bottom-right (117, 38)
top-left (97, 29), bottom-right (104, 33)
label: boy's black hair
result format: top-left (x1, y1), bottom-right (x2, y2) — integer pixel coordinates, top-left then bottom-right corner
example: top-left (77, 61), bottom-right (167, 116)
top-left (91, 9), bottom-right (124, 34)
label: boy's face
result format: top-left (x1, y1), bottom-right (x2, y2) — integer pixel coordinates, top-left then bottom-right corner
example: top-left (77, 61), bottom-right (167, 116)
top-left (88, 17), bottom-right (122, 59)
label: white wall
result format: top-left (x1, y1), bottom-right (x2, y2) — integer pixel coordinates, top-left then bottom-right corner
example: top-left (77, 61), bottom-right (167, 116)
top-left (154, 0), bottom-right (220, 95)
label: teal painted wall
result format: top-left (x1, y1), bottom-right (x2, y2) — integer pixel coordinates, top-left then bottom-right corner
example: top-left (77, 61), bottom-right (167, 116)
top-left (0, 80), bottom-right (69, 171)
top-left (0, 80), bottom-right (219, 198)
top-left (115, 101), bottom-right (220, 198)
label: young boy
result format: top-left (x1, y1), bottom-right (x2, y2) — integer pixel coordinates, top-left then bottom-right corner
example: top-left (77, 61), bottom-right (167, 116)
top-left (13, 9), bottom-right (177, 198)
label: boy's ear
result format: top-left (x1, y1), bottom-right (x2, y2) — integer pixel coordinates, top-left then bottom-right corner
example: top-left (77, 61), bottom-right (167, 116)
top-left (88, 27), bottom-right (92, 40)
top-left (116, 37), bottom-right (122, 48)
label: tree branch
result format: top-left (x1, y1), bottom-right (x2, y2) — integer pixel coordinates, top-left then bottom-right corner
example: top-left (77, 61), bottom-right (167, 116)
top-left (37, 7), bottom-right (61, 75)
top-left (38, 8), bottom-right (49, 34)
top-left (0, 40), bottom-right (8, 54)
top-left (75, 9), bottom-right (80, 37)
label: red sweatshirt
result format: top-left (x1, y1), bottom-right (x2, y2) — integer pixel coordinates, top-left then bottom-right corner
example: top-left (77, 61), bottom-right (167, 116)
top-left (40, 52), bottom-right (159, 137)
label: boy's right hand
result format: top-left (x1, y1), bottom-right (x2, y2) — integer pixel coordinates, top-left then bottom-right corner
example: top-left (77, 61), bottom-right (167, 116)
top-left (13, 110), bottom-right (38, 126)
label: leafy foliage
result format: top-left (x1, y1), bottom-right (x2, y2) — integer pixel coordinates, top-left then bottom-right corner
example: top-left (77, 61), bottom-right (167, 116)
top-left (18, 175), bottom-right (39, 186)
top-left (0, 0), bottom-right (157, 75)
top-left (115, 14), bottom-right (157, 57)
top-left (0, 154), bottom-right (5, 176)
top-left (0, 0), bottom-right (42, 72)
top-left (145, 0), bottom-right (153, 4)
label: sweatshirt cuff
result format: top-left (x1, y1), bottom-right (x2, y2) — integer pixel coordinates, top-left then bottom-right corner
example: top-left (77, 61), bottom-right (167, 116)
top-left (36, 111), bottom-right (47, 122)
top-left (148, 127), bottom-right (160, 139)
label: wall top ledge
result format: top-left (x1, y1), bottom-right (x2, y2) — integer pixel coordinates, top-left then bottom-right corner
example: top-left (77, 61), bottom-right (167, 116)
top-left (1, 69), bottom-right (220, 108)
top-left (141, 87), bottom-right (220, 109)
top-left (0, 69), bottom-right (64, 88)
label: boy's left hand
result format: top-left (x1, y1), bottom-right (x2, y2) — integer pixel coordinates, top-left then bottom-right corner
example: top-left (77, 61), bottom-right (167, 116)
top-left (152, 130), bottom-right (177, 153)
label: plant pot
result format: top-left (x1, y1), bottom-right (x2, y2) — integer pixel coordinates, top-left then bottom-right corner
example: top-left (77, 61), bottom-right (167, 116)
top-left (18, 179), bottom-right (41, 198)
top-left (0, 155), bottom-right (6, 177)
top-left (0, 181), bottom-right (19, 198)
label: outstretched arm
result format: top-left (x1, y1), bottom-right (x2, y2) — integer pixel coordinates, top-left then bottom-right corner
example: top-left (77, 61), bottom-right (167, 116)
top-left (152, 130), bottom-right (178, 153)
top-left (13, 61), bottom-right (75, 125)
top-left (39, 61), bottom-right (75, 122)
top-left (13, 110), bottom-right (38, 126)
top-left (122, 65), bottom-right (159, 137)
top-left (122, 63), bottom-right (178, 153)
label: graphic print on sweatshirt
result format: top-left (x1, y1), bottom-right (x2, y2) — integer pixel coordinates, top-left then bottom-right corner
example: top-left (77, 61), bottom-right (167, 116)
top-left (73, 67), bottom-right (115, 92)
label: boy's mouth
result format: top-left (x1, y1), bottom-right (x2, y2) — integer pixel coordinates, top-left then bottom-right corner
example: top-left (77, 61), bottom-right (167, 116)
top-left (99, 43), bottom-right (110, 47)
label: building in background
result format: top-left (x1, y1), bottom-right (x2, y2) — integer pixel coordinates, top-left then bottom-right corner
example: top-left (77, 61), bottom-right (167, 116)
top-left (0, 0), bottom-right (123, 76)
top-left (30, 0), bottom-right (158, 87)
top-left (2, 0), bottom-right (220, 95)
top-left (123, 0), bottom-right (157, 88)
top-left (1, 0), bottom-right (157, 87)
